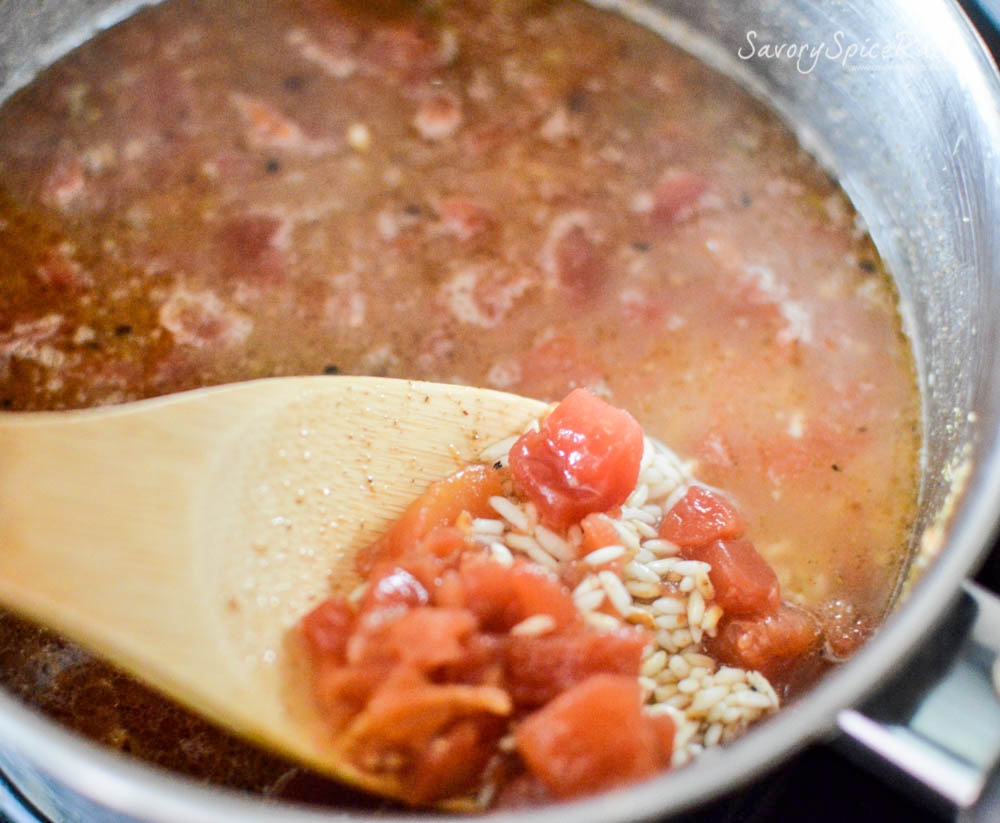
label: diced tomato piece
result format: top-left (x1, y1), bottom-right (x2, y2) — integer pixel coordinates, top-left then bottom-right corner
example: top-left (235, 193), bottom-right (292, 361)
top-left (436, 631), bottom-right (506, 687)
top-left (344, 666), bottom-right (511, 804)
top-left (408, 718), bottom-right (505, 806)
top-left (458, 554), bottom-right (581, 633)
top-left (580, 511), bottom-right (622, 555)
top-left (649, 168), bottom-right (709, 226)
top-left (659, 485), bottom-right (745, 547)
top-left (683, 538), bottom-right (780, 617)
top-left (363, 526), bottom-right (469, 596)
top-left (708, 604), bottom-right (822, 686)
top-left (300, 597), bottom-right (355, 664)
top-left (311, 662), bottom-right (392, 730)
top-left (515, 674), bottom-right (673, 799)
top-left (552, 224), bottom-right (607, 303)
top-left (509, 389), bottom-right (644, 531)
top-left (504, 626), bottom-right (651, 707)
top-left (356, 607), bottom-right (479, 672)
top-left (358, 463), bottom-right (506, 573)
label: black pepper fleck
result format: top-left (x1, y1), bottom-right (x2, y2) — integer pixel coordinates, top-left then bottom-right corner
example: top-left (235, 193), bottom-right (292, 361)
top-left (265, 158), bottom-right (281, 174)
top-left (323, 365), bottom-right (340, 375)
top-left (114, 324), bottom-right (133, 336)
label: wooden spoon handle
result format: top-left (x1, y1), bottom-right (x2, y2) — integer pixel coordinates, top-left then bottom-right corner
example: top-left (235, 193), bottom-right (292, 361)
top-left (0, 376), bottom-right (546, 769)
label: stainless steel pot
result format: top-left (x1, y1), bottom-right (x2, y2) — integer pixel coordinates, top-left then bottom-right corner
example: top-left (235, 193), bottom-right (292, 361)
top-left (1, 0), bottom-right (1000, 820)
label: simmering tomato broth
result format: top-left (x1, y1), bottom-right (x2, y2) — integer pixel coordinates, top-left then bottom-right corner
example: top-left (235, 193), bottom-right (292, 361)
top-left (0, 0), bottom-right (919, 804)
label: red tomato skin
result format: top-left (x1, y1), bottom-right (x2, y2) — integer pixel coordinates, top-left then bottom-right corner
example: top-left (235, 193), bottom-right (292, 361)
top-left (509, 389), bottom-right (644, 530)
top-left (683, 538), bottom-right (781, 617)
top-left (659, 485), bottom-right (746, 547)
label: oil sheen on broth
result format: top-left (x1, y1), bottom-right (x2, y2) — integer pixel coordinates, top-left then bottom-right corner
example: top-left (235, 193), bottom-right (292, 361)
top-left (0, 0), bottom-right (920, 806)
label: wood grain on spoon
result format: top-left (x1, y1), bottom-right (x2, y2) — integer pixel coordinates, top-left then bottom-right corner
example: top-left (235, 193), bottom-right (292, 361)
top-left (0, 376), bottom-right (547, 797)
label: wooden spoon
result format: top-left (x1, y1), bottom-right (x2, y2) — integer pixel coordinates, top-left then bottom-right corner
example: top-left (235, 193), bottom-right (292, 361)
top-left (0, 376), bottom-right (547, 803)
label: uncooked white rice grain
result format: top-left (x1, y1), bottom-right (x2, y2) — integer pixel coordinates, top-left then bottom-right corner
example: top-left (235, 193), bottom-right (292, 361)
top-left (472, 518), bottom-right (505, 535)
top-left (505, 533), bottom-right (559, 569)
top-left (627, 483), bottom-right (650, 507)
top-left (477, 434), bottom-right (519, 465)
top-left (639, 676), bottom-right (658, 696)
top-left (625, 560), bottom-right (661, 584)
top-left (701, 603), bottom-right (724, 632)
top-left (643, 540), bottom-right (680, 558)
top-left (677, 677), bottom-right (701, 695)
top-left (611, 521), bottom-right (643, 552)
top-left (622, 504), bottom-right (658, 525)
top-left (625, 580), bottom-right (662, 600)
top-left (652, 596), bottom-right (686, 615)
top-left (641, 650), bottom-right (669, 678)
top-left (733, 689), bottom-right (777, 710)
top-left (510, 614), bottom-right (557, 637)
top-left (488, 541), bottom-right (514, 567)
top-left (687, 589), bottom-right (706, 629)
top-left (534, 524), bottom-right (576, 562)
top-left (714, 666), bottom-right (748, 685)
top-left (573, 588), bottom-right (605, 612)
top-left (655, 613), bottom-right (686, 631)
top-left (598, 569), bottom-right (633, 615)
top-left (633, 520), bottom-right (659, 539)
top-left (748, 672), bottom-right (780, 703)
top-left (671, 628), bottom-right (694, 649)
top-left (721, 706), bottom-right (744, 725)
top-left (584, 544), bottom-right (626, 566)
top-left (489, 495), bottom-right (531, 533)
top-left (704, 722), bottom-right (724, 747)
top-left (647, 558), bottom-right (680, 576)
top-left (673, 560), bottom-right (711, 576)
top-left (668, 655), bottom-right (692, 679)
top-left (585, 611), bottom-right (623, 632)
top-left (689, 685), bottom-right (733, 715)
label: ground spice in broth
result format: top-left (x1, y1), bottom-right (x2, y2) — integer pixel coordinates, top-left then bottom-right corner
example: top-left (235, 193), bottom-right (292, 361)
top-left (0, 0), bottom-right (920, 807)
